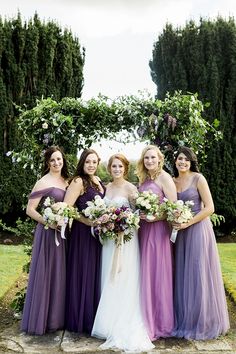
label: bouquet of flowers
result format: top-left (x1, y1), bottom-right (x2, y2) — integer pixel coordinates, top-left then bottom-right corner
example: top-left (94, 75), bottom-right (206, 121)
top-left (82, 195), bottom-right (107, 220)
top-left (162, 198), bottom-right (194, 242)
top-left (135, 190), bottom-right (163, 221)
top-left (42, 197), bottom-right (79, 246)
top-left (93, 205), bottom-right (140, 246)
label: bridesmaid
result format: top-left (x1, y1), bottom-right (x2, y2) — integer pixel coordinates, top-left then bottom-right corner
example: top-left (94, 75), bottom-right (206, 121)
top-left (136, 145), bottom-right (177, 340)
top-left (172, 146), bottom-right (229, 339)
top-left (21, 146), bottom-right (69, 335)
top-left (64, 148), bottom-right (105, 334)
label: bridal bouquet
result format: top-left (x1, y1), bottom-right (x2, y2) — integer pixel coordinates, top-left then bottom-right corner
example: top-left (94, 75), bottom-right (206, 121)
top-left (94, 205), bottom-right (140, 246)
top-left (162, 198), bottom-right (194, 242)
top-left (135, 190), bottom-right (163, 221)
top-left (42, 197), bottom-right (79, 245)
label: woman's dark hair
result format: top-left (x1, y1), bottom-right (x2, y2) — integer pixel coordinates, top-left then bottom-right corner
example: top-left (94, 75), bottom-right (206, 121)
top-left (42, 146), bottom-right (69, 179)
top-left (74, 148), bottom-right (101, 191)
top-left (173, 146), bottom-right (200, 177)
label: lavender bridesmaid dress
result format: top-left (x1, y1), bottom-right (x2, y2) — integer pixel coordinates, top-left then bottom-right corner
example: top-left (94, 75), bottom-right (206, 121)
top-left (173, 178), bottom-right (230, 339)
top-left (138, 180), bottom-right (174, 340)
top-left (21, 187), bottom-right (67, 335)
top-left (65, 183), bottom-right (104, 334)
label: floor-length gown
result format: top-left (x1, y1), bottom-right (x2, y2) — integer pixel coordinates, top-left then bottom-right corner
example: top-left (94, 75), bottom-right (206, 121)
top-left (65, 184), bottom-right (104, 334)
top-left (173, 178), bottom-right (230, 340)
top-left (92, 196), bottom-right (154, 352)
top-left (138, 180), bottom-right (174, 341)
top-left (21, 187), bottom-right (67, 335)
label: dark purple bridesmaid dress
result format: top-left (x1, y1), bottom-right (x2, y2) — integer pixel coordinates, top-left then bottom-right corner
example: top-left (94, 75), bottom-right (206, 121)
top-left (21, 187), bottom-right (67, 335)
top-left (65, 183), bottom-right (104, 334)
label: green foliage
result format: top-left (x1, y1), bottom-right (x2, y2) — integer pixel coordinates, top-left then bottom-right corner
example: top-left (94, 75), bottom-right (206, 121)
top-left (97, 163), bottom-right (111, 183)
top-left (0, 245), bottom-right (28, 300)
top-left (218, 243), bottom-right (236, 304)
top-left (0, 218), bottom-right (34, 312)
top-left (10, 286), bottom-right (27, 313)
top-left (9, 91), bottom-right (220, 178)
top-left (0, 12), bottom-right (85, 216)
top-left (150, 17), bottom-right (236, 227)
top-left (210, 213), bottom-right (225, 227)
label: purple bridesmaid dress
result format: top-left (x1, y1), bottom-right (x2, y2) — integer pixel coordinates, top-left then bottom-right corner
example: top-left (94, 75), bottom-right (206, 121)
top-left (173, 182), bottom-right (230, 339)
top-left (21, 187), bottom-right (67, 335)
top-left (138, 180), bottom-right (174, 340)
top-left (65, 183), bottom-right (104, 334)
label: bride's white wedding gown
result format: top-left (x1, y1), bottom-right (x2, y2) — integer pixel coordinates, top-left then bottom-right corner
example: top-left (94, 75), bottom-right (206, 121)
top-left (92, 197), bottom-right (154, 352)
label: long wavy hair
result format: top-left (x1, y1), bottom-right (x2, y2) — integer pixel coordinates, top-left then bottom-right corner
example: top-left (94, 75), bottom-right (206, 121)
top-left (173, 146), bottom-right (200, 177)
top-left (136, 145), bottom-right (164, 184)
top-left (73, 148), bottom-right (101, 191)
top-left (42, 146), bottom-right (69, 179)
top-left (107, 153), bottom-right (129, 179)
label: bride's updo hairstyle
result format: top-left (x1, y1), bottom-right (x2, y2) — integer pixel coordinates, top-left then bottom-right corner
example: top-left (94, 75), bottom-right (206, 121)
top-left (107, 153), bottom-right (129, 179)
top-left (136, 145), bottom-right (164, 184)
top-left (173, 146), bottom-right (200, 177)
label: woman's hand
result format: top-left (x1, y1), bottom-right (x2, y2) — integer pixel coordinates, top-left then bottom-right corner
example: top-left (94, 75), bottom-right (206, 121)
top-left (49, 223), bottom-right (61, 231)
top-left (139, 211), bottom-right (160, 223)
top-left (172, 222), bottom-right (190, 230)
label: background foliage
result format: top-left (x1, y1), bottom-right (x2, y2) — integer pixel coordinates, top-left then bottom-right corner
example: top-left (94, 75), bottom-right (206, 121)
top-left (0, 12), bottom-right (85, 217)
top-left (149, 17), bottom-right (236, 229)
top-left (7, 91), bottom-right (220, 214)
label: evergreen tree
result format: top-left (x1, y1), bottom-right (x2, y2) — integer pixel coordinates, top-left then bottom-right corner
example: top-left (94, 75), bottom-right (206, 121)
top-left (0, 13), bottom-right (85, 217)
top-left (150, 17), bottom-right (236, 230)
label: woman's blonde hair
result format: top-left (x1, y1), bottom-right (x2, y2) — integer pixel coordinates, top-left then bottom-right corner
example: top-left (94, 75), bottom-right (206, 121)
top-left (136, 145), bottom-right (164, 184)
top-left (107, 153), bottom-right (129, 178)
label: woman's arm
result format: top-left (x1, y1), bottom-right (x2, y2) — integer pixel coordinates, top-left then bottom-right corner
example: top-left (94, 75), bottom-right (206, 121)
top-left (161, 171), bottom-right (177, 202)
top-left (63, 178), bottom-right (94, 226)
top-left (174, 174), bottom-right (214, 230)
top-left (26, 180), bottom-right (51, 227)
top-left (26, 197), bottom-right (46, 225)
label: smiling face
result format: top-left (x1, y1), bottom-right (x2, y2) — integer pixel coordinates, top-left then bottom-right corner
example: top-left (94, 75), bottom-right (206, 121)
top-left (48, 150), bottom-right (63, 173)
top-left (175, 152), bottom-right (191, 173)
top-left (83, 153), bottom-right (99, 176)
top-left (143, 149), bottom-right (159, 173)
top-left (110, 158), bottom-right (125, 179)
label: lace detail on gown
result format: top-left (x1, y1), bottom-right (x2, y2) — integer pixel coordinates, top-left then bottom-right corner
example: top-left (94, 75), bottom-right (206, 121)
top-left (92, 196), bottom-right (154, 352)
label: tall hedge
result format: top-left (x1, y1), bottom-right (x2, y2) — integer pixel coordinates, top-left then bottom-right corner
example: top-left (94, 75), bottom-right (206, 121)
top-left (149, 17), bottom-right (236, 229)
top-left (0, 12), bottom-right (85, 217)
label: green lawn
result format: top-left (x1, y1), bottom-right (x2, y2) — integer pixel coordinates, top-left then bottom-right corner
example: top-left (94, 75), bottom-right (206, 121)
top-left (218, 243), bottom-right (236, 302)
top-left (0, 245), bottom-right (28, 299)
top-left (0, 243), bottom-right (235, 304)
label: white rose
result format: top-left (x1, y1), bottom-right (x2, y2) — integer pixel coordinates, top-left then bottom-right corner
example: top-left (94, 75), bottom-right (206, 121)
top-left (44, 197), bottom-right (52, 207)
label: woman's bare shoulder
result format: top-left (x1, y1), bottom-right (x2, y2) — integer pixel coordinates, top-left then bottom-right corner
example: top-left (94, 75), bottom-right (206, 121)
top-left (126, 181), bottom-right (138, 193)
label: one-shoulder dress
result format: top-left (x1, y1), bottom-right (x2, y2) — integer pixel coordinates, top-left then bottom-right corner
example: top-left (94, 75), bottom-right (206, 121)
top-left (138, 179), bottom-right (174, 340)
top-left (173, 178), bottom-right (230, 339)
top-left (65, 183), bottom-right (105, 334)
top-left (21, 187), bottom-right (67, 335)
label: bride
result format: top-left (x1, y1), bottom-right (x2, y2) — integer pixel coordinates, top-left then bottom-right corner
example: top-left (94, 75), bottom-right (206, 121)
top-left (92, 154), bottom-right (154, 352)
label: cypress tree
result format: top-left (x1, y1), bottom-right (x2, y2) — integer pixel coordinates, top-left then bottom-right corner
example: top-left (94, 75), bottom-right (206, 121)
top-left (150, 17), bottom-right (236, 229)
top-left (0, 13), bottom-right (85, 217)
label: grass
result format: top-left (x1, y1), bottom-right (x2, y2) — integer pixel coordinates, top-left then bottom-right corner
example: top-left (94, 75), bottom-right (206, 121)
top-left (0, 243), bottom-right (235, 304)
top-left (218, 243), bottom-right (236, 303)
top-left (0, 245), bottom-right (28, 299)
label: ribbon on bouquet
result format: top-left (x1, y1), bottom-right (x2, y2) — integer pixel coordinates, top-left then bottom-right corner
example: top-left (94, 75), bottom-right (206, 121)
top-left (54, 229), bottom-right (60, 247)
top-left (54, 219), bottom-right (68, 246)
top-left (170, 228), bottom-right (178, 243)
top-left (110, 232), bottom-right (124, 282)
